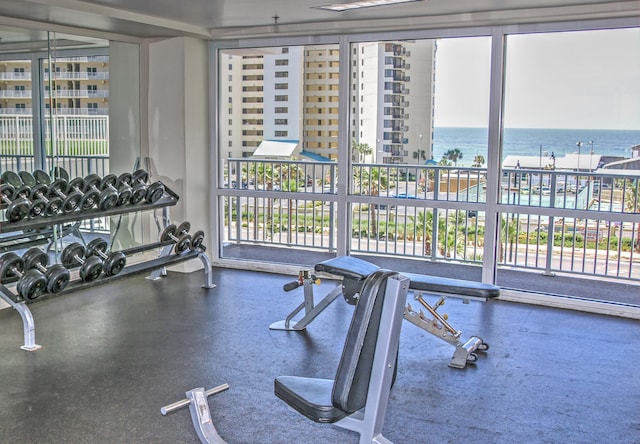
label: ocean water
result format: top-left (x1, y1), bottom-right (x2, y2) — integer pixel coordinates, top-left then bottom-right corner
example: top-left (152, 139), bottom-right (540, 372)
top-left (432, 127), bottom-right (640, 167)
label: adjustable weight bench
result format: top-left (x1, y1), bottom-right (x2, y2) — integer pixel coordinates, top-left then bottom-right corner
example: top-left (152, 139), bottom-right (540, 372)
top-left (270, 255), bottom-right (500, 369)
top-left (275, 270), bottom-right (409, 444)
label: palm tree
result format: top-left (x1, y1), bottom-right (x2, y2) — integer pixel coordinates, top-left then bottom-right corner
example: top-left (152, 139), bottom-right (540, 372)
top-left (472, 154), bottom-right (485, 168)
top-left (281, 178), bottom-right (299, 244)
top-left (409, 209), bottom-right (433, 255)
top-left (443, 148), bottom-right (463, 166)
top-left (353, 166), bottom-right (388, 237)
top-left (623, 177), bottom-right (640, 252)
top-left (352, 139), bottom-right (373, 163)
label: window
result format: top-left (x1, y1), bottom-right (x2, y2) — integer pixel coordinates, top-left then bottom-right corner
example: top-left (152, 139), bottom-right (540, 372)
top-left (275, 95), bottom-right (288, 101)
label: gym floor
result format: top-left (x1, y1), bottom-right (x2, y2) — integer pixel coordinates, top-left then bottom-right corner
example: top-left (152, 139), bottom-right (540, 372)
top-left (0, 266), bottom-right (638, 443)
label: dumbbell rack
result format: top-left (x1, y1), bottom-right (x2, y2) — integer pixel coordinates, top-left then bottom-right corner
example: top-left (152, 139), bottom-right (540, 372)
top-left (0, 182), bottom-right (215, 351)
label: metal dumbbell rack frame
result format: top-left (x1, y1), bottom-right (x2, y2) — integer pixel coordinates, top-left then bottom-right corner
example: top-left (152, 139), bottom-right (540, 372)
top-left (0, 177), bottom-right (215, 351)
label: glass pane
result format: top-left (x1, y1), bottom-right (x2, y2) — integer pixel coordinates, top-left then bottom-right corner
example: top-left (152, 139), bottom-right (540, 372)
top-left (218, 44), bottom-right (341, 264)
top-left (499, 27), bottom-right (640, 292)
top-left (349, 37), bottom-right (491, 262)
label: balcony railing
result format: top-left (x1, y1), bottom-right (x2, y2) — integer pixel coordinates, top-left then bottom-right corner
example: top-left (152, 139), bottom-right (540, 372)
top-left (220, 159), bottom-right (640, 283)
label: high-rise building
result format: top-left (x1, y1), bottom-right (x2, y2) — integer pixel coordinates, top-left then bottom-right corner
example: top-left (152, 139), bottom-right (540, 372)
top-left (0, 56), bottom-right (109, 115)
top-left (352, 40), bottom-right (436, 165)
top-left (220, 41), bottom-right (436, 164)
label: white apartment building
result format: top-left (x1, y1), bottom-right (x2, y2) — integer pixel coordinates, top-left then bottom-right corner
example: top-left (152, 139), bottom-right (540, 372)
top-left (220, 41), bottom-right (435, 164)
top-left (353, 40), bottom-right (436, 165)
top-left (0, 56), bottom-right (109, 115)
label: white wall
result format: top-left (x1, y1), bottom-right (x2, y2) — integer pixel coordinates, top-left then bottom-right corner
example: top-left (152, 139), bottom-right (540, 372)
top-left (147, 36), bottom-right (210, 272)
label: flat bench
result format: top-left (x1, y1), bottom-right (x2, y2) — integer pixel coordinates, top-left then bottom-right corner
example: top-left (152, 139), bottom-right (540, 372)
top-left (272, 255), bottom-right (500, 369)
top-left (315, 255), bottom-right (499, 301)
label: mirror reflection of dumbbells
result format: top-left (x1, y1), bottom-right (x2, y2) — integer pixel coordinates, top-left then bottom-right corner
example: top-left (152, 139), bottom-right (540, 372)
top-left (0, 252), bottom-right (47, 300)
top-left (0, 182), bottom-right (32, 223)
top-left (118, 169), bottom-right (166, 205)
top-left (22, 247), bottom-right (71, 294)
top-left (85, 239), bottom-right (126, 276)
top-left (161, 222), bottom-right (205, 254)
top-left (61, 243), bottom-right (105, 282)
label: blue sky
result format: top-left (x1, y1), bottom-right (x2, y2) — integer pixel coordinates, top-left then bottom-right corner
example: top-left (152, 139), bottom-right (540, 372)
top-left (433, 27), bottom-right (640, 130)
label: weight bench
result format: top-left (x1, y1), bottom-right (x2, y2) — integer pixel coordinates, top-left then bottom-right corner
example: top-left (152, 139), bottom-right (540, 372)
top-left (270, 255), bottom-right (500, 369)
top-left (275, 269), bottom-right (409, 444)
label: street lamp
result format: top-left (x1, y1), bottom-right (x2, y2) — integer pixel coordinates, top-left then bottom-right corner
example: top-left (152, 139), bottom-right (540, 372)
top-left (588, 140), bottom-right (594, 170)
top-left (418, 134), bottom-right (423, 165)
top-left (576, 141), bottom-right (583, 172)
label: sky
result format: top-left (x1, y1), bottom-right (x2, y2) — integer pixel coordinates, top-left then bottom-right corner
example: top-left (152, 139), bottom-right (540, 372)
top-left (432, 27), bottom-right (640, 130)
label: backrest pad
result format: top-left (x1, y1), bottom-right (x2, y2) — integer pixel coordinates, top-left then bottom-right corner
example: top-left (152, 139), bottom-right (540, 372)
top-left (331, 269), bottom-right (397, 413)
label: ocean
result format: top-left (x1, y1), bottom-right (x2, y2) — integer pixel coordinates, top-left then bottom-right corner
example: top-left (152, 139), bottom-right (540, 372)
top-left (432, 127), bottom-right (640, 167)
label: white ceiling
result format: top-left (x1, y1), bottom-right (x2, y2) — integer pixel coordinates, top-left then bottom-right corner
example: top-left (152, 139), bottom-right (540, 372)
top-left (0, 0), bottom-right (638, 47)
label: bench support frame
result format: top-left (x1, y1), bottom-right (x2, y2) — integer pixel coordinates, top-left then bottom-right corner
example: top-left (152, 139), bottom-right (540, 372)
top-left (271, 260), bottom-right (492, 368)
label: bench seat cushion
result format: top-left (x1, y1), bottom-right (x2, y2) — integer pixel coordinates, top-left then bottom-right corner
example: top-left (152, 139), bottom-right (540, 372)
top-left (315, 256), bottom-right (500, 299)
top-left (403, 272), bottom-right (500, 299)
top-left (274, 376), bottom-right (347, 423)
top-left (315, 256), bottom-right (380, 280)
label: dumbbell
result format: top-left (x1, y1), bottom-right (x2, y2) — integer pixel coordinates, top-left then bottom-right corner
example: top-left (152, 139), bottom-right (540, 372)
top-left (85, 238), bottom-right (127, 276)
top-left (100, 174), bottom-right (131, 206)
top-left (66, 177), bottom-right (101, 211)
top-left (83, 174), bottom-right (119, 210)
top-left (129, 169), bottom-right (166, 204)
top-left (191, 229), bottom-right (205, 251)
top-left (18, 170), bottom-right (37, 188)
top-left (0, 252), bottom-right (47, 300)
top-left (29, 183), bottom-right (63, 217)
top-left (0, 183), bottom-right (31, 223)
top-left (46, 179), bottom-right (84, 214)
top-left (33, 169), bottom-right (52, 186)
top-left (9, 183), bottom-right (49, 219)
top-left (51, 166), bottom-right (70, 182)
top-left (61, 243), bottom-right (103, 282)
top-left (22, 247), bottom-right (71, 294)
top-left (160, 221), bottom-right (193, 254)
top-left (114, 172), bottom-right (144, 205)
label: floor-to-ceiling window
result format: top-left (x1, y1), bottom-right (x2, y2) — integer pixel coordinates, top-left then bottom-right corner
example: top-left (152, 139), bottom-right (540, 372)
top-left (212, 20), bottom-right (640, 311)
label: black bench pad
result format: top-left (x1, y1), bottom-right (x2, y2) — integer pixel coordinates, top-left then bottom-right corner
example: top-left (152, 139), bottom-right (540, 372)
top-left (274, 377), bottom-right (346, 423)
top-left (314, 256), bottom-right (499, 299)
top-left (315, 255), bottom-right (380, 280)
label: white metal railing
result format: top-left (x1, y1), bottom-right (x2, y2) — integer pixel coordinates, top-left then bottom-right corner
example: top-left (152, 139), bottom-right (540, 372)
top-left (0, 114), bottom-right (109, 159)
top-left (220, 159), bottom-right (640, 283)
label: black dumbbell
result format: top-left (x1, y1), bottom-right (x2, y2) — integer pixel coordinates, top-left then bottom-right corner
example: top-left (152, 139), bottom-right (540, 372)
top-left (160, 221), bottom-right (192, 253)
top-left (66, 177), bottom-right (101, 211)
top-left (0, 252), bottom-right (47, 300)
top-left (33, 169), bottom-right (52, 186)
top-left (29, 183), bottom-right (63, 217)
top-left (0, 183), bottom-right (31, 223)
top-left (61, 243), bottom-right (103, 282)
top-left (9, 183), bottom-right (49, 219)
top-left (191, 230), bottom-right (205, 250)
top-left (86, 238), bottom-right (127, 277)
top-left (47, 179), bottom-right (84, 214)
top-left (100, 174), bottom-right (131, 206)
top-left (131, 169), bottom-right (166, 204)
top-left (114, 172), bottom-right (144, 205)
top-left (2, 170), bottom-right (53, 220)
top-left (18, 170), bottom-right (37, 188)
top-left (51, 166), bottom-right (70, 182)
top-left (22, 247), bottom-right (71, 294)
top-left (84, 174), bottom-right (119, 210)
